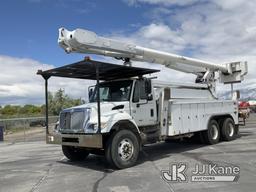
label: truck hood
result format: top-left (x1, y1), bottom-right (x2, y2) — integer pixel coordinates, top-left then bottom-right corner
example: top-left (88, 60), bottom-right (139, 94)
top-left (71, 101), bottom-right (129, 115)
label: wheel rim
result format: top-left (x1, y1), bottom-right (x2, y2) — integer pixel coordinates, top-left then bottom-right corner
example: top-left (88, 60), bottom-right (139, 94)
top-left (211, 124), bottom-right (218, 140)
top-left (118, 138), bottom-right (134, 161)
top-left (227, 123), bottom-right (234, 137)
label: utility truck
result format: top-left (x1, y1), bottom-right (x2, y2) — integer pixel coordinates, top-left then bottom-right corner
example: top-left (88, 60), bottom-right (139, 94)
top-left (38, 28), bottom-right (248, 169)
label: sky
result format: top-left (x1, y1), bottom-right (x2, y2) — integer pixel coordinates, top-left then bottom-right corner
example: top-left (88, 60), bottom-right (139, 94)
top-left (0, 0), bottom-right (256, 105)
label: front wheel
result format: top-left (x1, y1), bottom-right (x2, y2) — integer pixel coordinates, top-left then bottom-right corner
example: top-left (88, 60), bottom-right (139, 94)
top-left (62, 145), bottom-right (89, 161)
top-left (105, 130), bottom-right (140, 169)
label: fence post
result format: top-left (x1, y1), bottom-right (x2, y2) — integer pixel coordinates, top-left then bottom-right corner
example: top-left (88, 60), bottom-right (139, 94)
top-left (23, 120), bottom-right (26, 142)
top-left (0, 123), bottom-right (4, 142)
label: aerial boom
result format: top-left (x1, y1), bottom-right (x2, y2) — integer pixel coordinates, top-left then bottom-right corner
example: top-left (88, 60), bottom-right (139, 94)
top-left (58, 27), bottom-right (247, 84)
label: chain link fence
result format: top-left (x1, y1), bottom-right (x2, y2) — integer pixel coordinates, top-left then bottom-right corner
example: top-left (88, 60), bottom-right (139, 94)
top-left (0, 116), bottom-right (58, 143)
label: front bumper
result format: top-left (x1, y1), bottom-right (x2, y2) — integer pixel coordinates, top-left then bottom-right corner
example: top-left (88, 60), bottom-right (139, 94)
top-left (46, 133), bottom-right (103, 148)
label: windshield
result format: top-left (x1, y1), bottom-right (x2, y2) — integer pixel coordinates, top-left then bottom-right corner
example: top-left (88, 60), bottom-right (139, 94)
top-left (90, 80), bottom-right (133, 102)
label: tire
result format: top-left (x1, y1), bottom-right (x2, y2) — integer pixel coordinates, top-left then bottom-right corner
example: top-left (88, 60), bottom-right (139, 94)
top-left (221, 118), bottom-right (236, 141)
top-left (62, 145), bottom-right (89, 161)
top-left (202, 119), bottom-right (220, 145)
top-left (105, 130), bottom-right (140, 169)
top-left (105, 134), bottom-right (115, 167)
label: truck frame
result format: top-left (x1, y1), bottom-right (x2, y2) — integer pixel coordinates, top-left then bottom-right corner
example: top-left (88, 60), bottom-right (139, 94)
top-left (38, 28), bottom-right (248, 169)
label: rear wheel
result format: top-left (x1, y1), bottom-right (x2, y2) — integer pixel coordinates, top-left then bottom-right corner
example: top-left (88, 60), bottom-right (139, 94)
top-left (221, 118), bottom-right (236, 141)
top-left (203, 119), bottom-right (220, 145)
top-left (62, 145), bottom-right (89, 161)
top-left (105, 130), bottom-right (140, 169)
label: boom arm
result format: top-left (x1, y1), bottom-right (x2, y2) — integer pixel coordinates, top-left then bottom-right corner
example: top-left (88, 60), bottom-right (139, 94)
top-left (58, 27), bottom-right (247, 84)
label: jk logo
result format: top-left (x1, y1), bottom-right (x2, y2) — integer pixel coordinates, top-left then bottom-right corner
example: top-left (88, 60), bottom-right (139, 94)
top-left (161, 163), bottom-right (187, 182)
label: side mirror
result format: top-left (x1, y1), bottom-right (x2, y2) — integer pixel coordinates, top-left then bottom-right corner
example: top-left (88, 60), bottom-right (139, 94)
top-left (145, 79), bottom-right (152, 94)
top-left (236, 90), bottom-right (240, 99)
top-left (232, 90), bottom-right (240, 100)
top-left (88, 87), bottom-right (94, 99)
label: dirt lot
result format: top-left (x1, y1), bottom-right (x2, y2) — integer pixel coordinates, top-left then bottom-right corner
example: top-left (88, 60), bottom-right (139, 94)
top-left (0, 115), bottom-right (256, 192)
top-left (3, 123), bottom-right (56, 143)
top-left (4, 127), bottom-right (45, 143)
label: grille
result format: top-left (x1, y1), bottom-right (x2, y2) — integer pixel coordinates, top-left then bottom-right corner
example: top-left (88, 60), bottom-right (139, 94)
top-left (60, 110), bottom-right (86, 132)
top-left (60, 112), bottom-right (71, 130)
top-left (71, 111), bottom-right (85, 131)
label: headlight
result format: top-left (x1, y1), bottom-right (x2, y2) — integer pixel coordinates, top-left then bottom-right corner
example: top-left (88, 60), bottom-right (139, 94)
top-left (54, 121), bottom-right (60, 132)
top-left (84, 122), bottom-right (108, 133)
top-left (93, 122), bottom-right (108, 129)
top-left (83, 108), bottom-right (92, 132)
top-left (100, 122), bottom-right (108, 129)
top-left (85, 123), bottom-right (97, 133)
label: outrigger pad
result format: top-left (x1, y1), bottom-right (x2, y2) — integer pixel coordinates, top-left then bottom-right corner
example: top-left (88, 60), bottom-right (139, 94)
top-left (37, 59), bottom-right (160, 80)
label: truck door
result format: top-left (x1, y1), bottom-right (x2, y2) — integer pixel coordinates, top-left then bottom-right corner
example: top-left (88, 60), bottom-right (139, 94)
top-left (159, 88), bottom-right (170, 136)
top-left (130, 79), bottom-right (157, 127)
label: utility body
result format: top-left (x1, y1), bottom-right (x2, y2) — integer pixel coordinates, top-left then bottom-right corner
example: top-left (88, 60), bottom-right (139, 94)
top-left (38, 28), bottom-right (248, 168)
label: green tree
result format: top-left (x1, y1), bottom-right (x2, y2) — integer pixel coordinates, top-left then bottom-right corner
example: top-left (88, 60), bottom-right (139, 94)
top-left (0, 90), bottom-right (82, 118)
top-left (48, 89), bottom-right (83, 115)
top-left (1, 105), bottom-right (21, 116)
top-left (20, 104), bottom-right (41, 115)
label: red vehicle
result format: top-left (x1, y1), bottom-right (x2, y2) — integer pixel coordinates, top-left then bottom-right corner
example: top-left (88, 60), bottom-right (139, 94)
top-left (238, 101), bottom-right (250, 124)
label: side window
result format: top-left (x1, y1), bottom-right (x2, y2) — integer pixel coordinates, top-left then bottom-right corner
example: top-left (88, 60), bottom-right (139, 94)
top-left (139, 81), bottom-right (147, 100)
top-left (133, 81), bottom-right (140, 102)
top-left (101, 87), bottom-right (109, 101)
top-left (132, 80), bottom-right (149, 102)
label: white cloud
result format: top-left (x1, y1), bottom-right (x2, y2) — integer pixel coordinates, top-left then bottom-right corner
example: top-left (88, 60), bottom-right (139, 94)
top-left (2, 0), bottom-right (256, 105)
top-left (124, 0), bottom-right (200, 7)
top-left (0, 55), bottom-right (92, 105)
top-left (124, 0), bottom-right (247, 9)
top-left (119, 0), bottom-right (256, 94)
top-left (214, 0), bottom-right (245, 10)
